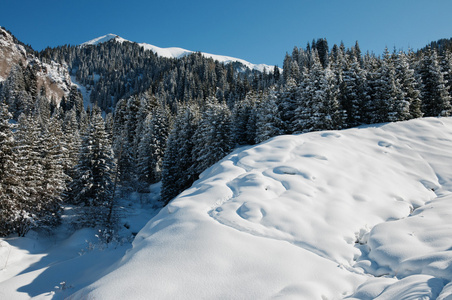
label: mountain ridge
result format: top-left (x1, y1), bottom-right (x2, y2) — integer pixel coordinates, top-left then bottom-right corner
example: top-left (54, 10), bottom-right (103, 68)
top-left (0, 26), bottom-right (73, 101)
top-left (82, 34), bottom-right (277, 73)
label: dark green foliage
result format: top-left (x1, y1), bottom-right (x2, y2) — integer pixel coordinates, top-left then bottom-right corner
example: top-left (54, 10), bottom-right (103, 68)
top-left (192, 97), bottom-right (233, 175)
top-left (38, 40), bottom-right (264, 113)
top-left (255, 89), bottom-right (283, 143)
top-left (161, 104), bottom-right (200, 204)
top-left (232, 91), bottom-right (260, 145)
top-left (418, 48), bottom-right (451, 117)
top-left (137, 102), bottom-right (170, 184)
top-left (0, 102), bottom-right (21, 236)
top-left (66, 107), bottom-right (115, 226)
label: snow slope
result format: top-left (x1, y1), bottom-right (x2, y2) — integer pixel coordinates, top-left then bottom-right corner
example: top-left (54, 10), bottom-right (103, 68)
top-left (82, 34), bottom-right (276, 72)
top-left (73, 117), bottom-right (452, 299)
top-left (0, 186), bottom-right (163, 300)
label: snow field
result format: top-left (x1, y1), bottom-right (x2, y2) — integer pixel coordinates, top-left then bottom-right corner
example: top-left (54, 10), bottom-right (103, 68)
top-left (77, 117), bottom-right (452, 299)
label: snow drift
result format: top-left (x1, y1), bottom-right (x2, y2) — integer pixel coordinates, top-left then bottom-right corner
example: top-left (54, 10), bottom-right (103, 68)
top-left (76, 117), bottom-right (452, 299)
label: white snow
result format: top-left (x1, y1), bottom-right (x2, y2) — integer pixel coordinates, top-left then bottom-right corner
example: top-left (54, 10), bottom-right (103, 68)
top-left (82, 34), bottom-right (277, 72)
top-left (0, 185), bottom-right (163, 299)
top-left (81, 34), bottom-right (128, 46)
top-left (70, 75), bottom-right (92, 110)
top-left (74, 117), bottom-right (452, 299)
top-left (3, 117), bottom-right (452, 299)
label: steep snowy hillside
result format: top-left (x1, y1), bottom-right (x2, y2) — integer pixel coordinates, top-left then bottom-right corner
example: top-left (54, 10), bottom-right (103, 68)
top-left (74, 117), bottom-right (452, 299)
top-left (0, 26), bottom-right (72, 101)
top-left (82, 34), bottom-right (276, 72)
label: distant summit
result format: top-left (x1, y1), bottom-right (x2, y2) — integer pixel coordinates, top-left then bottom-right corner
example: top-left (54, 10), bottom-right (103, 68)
top-left (81, 34), bottom-right (278, 73)
top-left (81, 34), bottom-right (127, 46)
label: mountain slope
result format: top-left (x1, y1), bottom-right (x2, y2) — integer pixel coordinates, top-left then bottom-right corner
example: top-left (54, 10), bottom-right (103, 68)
top-left (75, 117), bottom-right (452, 299)
top-left (0, 26), bottom-right (73, 101)
top-left (82, 34), bottom-right (276, 72)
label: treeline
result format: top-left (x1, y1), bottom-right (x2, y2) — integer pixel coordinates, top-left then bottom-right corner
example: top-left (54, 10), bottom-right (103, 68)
top-left (280, 39), bottom-right (452, 130)
top-left (1, 33), bottom-right (452, 236)
top-left (160, 40), bottom-right (452, 202)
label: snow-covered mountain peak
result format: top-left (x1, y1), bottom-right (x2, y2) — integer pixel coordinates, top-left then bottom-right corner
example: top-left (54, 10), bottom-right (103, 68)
top-left (81, 34), bottom-right (276, 72)
top-left (81, 34), bottom-right (128, 46)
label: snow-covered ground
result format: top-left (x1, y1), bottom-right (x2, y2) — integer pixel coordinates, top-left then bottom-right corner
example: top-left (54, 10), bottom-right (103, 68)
top-left (80, 117), bottom-right (452, 299)
top-left (2, 117), bottom-right (452, 299)
top-left (82, 34), bottom-right (277, 73)
top-left (0, 185), bottom-right (163, 300)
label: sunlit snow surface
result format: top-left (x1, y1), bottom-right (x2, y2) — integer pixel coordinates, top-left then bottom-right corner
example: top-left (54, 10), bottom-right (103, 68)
top-left (2, 118), bottom-right (452, 299)
top-left (75, 117), bottom-right (452, 299)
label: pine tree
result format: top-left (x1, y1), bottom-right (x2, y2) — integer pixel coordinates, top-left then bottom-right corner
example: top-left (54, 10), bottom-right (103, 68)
top-left (137, 104), bottom-right (170, 185)
top-left (294, 52), bottom-right (322, 133)
top-left (278, 77), bottom-right (302, 134)
top-left (37, 117), bottom-right (67, 228)
top-left (339, 55), bottom-right (367, 127)
top-left (255, 88), bottom-right (283, 143)
top-left (0, 102), bottom-right (23, 236)
top-left (13, 113), bottom-right (45, 236)
top-left (161, 104), bottom-right (200, 204)
top-left (191, 97), bottom-right (233, 176)
top-left (395, 50), bottom-right (423, 119)
top-left (319, 65), bottom-right (344, 130)
top-left (232, 91), bottom-right (259, 145)
top-left (293, 51), bottom-right (343, 132)
top-left (440, 50), bottom-right (452, 101)
top-left (371, 48), bottom-right (405, 123)
top-left (61, 108), bottom-right (82, 179)
top-left (418, 48), bottom-right (452, 116)
top-left (67, 106), bottom-right (115, 227)
top-left (315, 38), bottom-right (329, 68)
top-left (112, 98), bottom-right (134, 185)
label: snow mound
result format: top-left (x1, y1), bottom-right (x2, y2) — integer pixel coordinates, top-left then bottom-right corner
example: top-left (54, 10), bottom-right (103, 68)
top-left (82, 34), bottom-right (276, 72)
top-left (74, 117), bottom-right (452, 299)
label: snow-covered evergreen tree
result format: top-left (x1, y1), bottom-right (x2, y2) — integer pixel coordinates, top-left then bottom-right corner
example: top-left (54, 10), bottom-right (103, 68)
top-left (339, 55), bottom-right (367, 127)
top-left (137, 103), bottom-right (170, 185)
top-left (13, 113), bottom-right (45, 236)
top-left (61, 108), bottom-right (82, 180)
top-left (255, 88), bottom-right (283, 143)
top-left (232, 91), bottom-right (259, 145)
top-left (418, 48), bottom-right (452, 117)
top-left (278, 77), bottom-right (301, 134)
top-left (37, 117), bottom-right (67, 228)
top-left (440, 49), bottom-right (452, 101)
top-left (66, 106), bottom-right (115, 226)
top-left (395, 50), bottom-right (423, 119)
top-left (0, 102), bottom-right (23, 236)
top-left (293, 51), bottom-right (343, 132)
top-left (191, 97), bottom-right (233, 176)
top-left (161, 104), bottom-right (200, 204)
top-left (371, 49), bottom-right (405, 123)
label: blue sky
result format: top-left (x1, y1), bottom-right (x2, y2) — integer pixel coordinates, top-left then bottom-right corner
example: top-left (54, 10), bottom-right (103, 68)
top-left (2, 0), bottom-right (452, 67)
